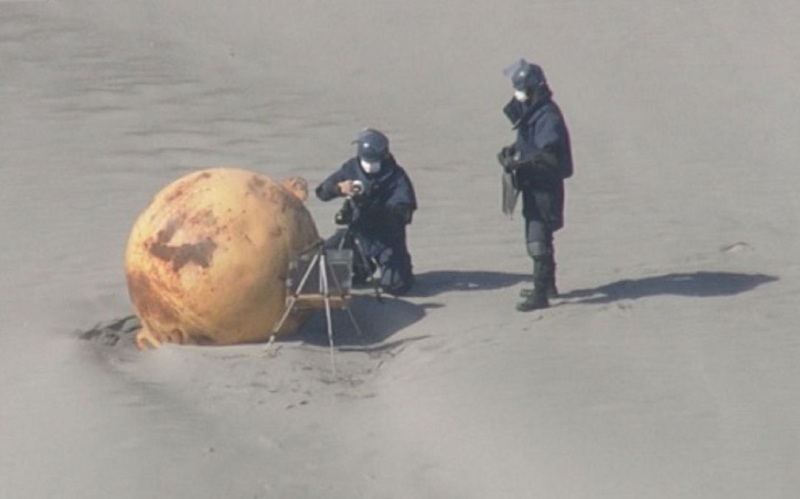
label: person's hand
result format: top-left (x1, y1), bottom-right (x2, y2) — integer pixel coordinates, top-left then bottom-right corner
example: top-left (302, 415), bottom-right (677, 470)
top-left (337, 180), bottom-right (358, 196)
top-left (501, 145), bottom-right (515, 158)
top-left (497, 146), bottom-right (519, 172)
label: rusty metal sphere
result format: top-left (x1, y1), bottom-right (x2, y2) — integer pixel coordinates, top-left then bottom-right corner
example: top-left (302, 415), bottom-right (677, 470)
top-left (125, 168), bottom-right (320, 349)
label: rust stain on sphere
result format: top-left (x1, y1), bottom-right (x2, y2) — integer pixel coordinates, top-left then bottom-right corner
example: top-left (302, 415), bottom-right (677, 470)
top-left (125, 167), bottom-right (320, 349)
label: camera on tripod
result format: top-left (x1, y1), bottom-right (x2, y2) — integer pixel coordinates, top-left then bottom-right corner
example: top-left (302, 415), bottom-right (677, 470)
top-left (334, 180), bottom-right (364, 225)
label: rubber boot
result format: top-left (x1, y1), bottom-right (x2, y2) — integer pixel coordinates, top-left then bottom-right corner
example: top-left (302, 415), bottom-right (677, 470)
top-left (516, 286), bottom-right (549, 311)
top-left (547, 260), bottom-right (558, 298)
top-left (520, 257), bottom-right (558, 299)
top-left (516, 257), bottom-right (553, 312)
top-left (519, 274), bottom-right (558, 298)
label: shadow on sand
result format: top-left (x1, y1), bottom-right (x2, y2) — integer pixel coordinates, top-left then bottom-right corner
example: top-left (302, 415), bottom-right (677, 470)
top-left (290, 294), bottom-right (429, 348)
top-left (296, 270), bottom-right (530, 347)
top-left (405, 270), bottom-right (530, 298)
top-left (77, 292), bottom-right (428, 350)
top-left (560, 271), bottom-right (778, 305)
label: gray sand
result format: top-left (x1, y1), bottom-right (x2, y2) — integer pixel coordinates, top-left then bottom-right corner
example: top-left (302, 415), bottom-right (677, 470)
top-left (2, 1), bottom-right (799, 497)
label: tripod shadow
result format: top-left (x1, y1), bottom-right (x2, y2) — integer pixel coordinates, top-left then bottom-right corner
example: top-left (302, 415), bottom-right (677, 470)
top-left (406, 270), bottom-right (530, 298)
top-left (289, 294), bottom-right (428, 347)
top-left (561, 271), bottom-right (778, 305)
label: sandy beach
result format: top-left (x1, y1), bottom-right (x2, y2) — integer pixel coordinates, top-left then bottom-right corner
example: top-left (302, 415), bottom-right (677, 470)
top-left (2, 1), bottom-right (800, 497)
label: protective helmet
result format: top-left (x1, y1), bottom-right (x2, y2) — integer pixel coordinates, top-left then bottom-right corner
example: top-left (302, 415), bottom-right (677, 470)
top-left (507, 59), bottom-right (547, 92)
top-left (353, 128), bottom-right (389, 163)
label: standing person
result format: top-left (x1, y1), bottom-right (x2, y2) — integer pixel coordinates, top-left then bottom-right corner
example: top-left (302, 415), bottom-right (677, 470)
top-left (315, 128), bottom-right (417, 296)
top-left (497, 59), bottom-right (573, 311)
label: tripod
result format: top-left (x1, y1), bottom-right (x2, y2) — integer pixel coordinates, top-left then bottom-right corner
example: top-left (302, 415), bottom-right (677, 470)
top-left (272, 240), bottom-right (363, 375)
top-left (335, 226), bottom-right (384, 303)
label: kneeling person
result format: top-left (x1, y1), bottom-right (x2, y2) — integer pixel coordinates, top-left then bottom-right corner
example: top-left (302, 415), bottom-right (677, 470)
top-left (315, 128), bottom-right (417, 296)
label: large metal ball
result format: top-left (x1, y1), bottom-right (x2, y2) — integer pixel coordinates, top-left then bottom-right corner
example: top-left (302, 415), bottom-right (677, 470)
top-left (125, 168), bottom-right (320, 349)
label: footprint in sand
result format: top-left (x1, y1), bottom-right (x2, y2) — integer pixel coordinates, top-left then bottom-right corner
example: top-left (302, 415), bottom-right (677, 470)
top-left (720, 241), bottom-right (753, 253)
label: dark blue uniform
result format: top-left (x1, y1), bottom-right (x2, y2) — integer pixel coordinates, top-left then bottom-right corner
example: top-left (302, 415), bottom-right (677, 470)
top-left (509, 92), bottom-right (572, 232)
top-left (499, 60), bottom-right (573, 310)
top-left (316, 154), bottom-right (417, 295)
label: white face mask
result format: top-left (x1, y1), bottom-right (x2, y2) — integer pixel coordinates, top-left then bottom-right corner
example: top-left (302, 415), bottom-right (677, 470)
top-left (514, 89), bottom-right (529, 102)
top-left (360, 159), bottom-right (382, 174)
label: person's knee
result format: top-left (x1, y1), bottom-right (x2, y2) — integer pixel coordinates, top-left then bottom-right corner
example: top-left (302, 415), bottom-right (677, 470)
top-left (525, 219), bottom-right (553, 259)
top-left (526, 241), bottom-right (552, 259)
top-left (377, 248), bottom-right (413, 295)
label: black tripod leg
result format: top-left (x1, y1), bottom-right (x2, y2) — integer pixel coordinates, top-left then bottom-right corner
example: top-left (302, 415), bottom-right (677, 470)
top-left (352, 237), bottom-right (383, 302)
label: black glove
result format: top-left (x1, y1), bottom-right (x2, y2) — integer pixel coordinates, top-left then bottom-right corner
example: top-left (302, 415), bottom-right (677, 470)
top-left (497, 145), bottom-right (520, 173)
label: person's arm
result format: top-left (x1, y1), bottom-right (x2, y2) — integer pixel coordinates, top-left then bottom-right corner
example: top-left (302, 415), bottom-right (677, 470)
top-left (384, 171), bottom-right (417, 225)
top-left (515, 112), bottom-right (568, 178)
top-left (315, 167), bottom-right (348, 201)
